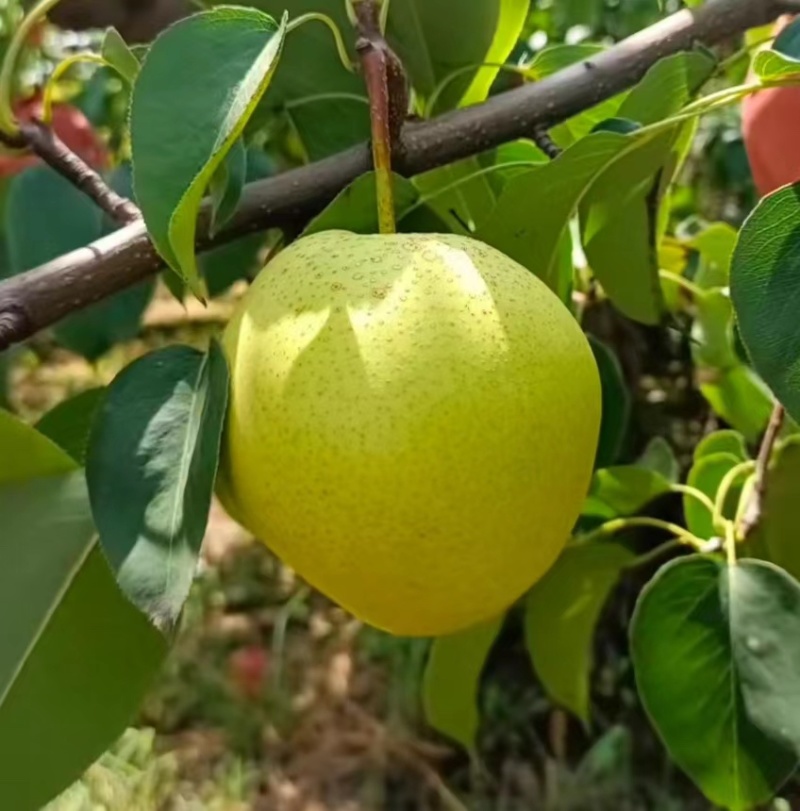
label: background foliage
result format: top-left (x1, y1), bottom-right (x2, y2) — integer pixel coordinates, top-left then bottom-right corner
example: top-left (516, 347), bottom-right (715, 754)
top-left (3, 0), bottom-right (800, 809)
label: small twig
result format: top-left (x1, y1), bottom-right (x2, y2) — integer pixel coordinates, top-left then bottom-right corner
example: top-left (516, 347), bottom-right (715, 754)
top-left (1, 120), bottom-right (140, 225)
top-left (531, 124), bottom-right (562, 159)
top-left (740, 403), bottom-right (785, 536)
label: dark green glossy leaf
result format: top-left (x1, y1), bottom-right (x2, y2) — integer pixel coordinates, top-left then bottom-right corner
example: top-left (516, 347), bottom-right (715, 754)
top-left (130, 7), bottom-right (287, 294)
top-left (632, 556), bottom-right (799, 809)
top-left (589, 337), bottom-right (630, 469)
top-left (422, 616), bottom-right (503, 751)
top-left (731, 185), bottom-right (800, 423)
top-left (87, 342), bottom-right (229, 630)
top-left (525, 542), bottom-right (633, 722)
top-left (35, 388), bottom-right (107, 466)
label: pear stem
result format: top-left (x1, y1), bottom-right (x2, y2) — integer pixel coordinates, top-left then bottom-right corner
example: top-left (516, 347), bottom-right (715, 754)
top-left (352, 0), bottom-right (407, 235)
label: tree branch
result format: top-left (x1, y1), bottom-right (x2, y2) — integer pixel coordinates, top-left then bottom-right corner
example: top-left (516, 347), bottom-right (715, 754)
top-left (740, 404), bottom-right (785, 537)
top-left (16, 120), bottom-right (141, 225)
top-left (0, 0), bottom-right (796, 351)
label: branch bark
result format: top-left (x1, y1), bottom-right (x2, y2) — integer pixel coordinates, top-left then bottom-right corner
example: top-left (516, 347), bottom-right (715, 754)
top-left (0, 0), bottom-right (797, 351)
top-left (740, 404), bottom-right (786, 537)
top-left (17, 121), bottom-right (141, 225)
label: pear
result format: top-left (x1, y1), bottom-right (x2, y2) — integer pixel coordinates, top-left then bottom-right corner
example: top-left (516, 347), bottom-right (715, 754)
top-left (219, 230), bottom-right (601, 636)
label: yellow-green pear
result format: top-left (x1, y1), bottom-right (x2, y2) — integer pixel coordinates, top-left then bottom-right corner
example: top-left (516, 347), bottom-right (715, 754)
top-left (219, 230), bottom-right (601, 636)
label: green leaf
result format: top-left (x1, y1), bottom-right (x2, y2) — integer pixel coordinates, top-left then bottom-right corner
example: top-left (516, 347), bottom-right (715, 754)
top-left (617, 51), bottom-right (715, 126)
top-left (753, 18), bottom-right (800, 80)
top-left (130, 8), bottom-right (287, 295)
top-left (476, 64), bottom-right (704, 305)
top-left (284, 95), bottom-right (371, 162)
top-left (687, 221), bottom-right (737, 289)
top-left (5, 166), bottom-right (153, 361)
top-left (35, 388), bottom-right (107, 466)
top-left (422, 616), bottom-right (503, 751)
top-left (0, 472), bottom-right (167, 811)
top-left (525, 542), bottom-right (634, 722)
top-left (260, 24), bottom-right (365, 154)
top-left (699, 366), bottom-right (773, 443)
top-left (589, 337), bottom-right (630, 469)
top-left (692, 289), bottom-right (738, 369)
top-left (523, 44), bottom-right (619, 148)
top-left (243, 0), bottom-right (367, 160)
top-left (637, 437), bottom-right (679, 483)
top-left (86, 342), bottom-right (229, 630)
top-left (201, 146), bottom-right (273, 297)
top-left (750, 438), bottom-right (800, 581)
top-left (684, 452), bottom-right (742, 540)
top-left (526, 44), bottom-right (605, 81)
top-left (578, 133), bottom-right (673, 324)
top-left (731, 185), bottom-right (800, 424)
top-left (387, 0), bottom-right (529, 114)
top-left (7, 167), bottom-right (101, 271)
top-left (694, 430), bottom-right (749, 462)
top-left (0, 408), bottom-right (76, 485)
top-left (476, 131), bottom-right (628, 293)
top-left (632, 556), bottom-right (799, 810)
top-left (209, 136), bottom-right (247, 237)
top-left (580, 52), bottom-right (714, 324)
top-left (304, 172), bottom-right (422, 236)
top-left (584, 466), bottom-right (671, 519)
top-left (413, 158), bottom-right (498, 235)
top-left (202, 233), bottom-right (265, 298)
top-left (101, 27), bottom-right (140, 85)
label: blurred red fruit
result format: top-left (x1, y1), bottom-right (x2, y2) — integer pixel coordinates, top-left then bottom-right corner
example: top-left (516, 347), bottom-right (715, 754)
top-left (0, 95), bottom-right (109, 177)
top-left (742, 16), bottom-right (800, 197)
top-left (228, 645), bottom-right (269, 701)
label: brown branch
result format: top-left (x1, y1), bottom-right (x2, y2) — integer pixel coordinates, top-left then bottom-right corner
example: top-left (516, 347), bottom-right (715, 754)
top-left (740, 404), bottom-right (785, 537)
top-left (0, 0), bottom-right (797, 351)
top-left (353, 0), bottom-right (408, 147)
top-left (15, 120), bottom-right (141, 225)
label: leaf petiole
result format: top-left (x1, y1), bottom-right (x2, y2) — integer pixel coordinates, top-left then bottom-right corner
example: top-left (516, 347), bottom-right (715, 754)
top-left (578, 516), bottom-right (705, 551)
top-left (287, 12), bottom-right (356, 74)
top-left (712, 461), bottom-right (756, 535)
